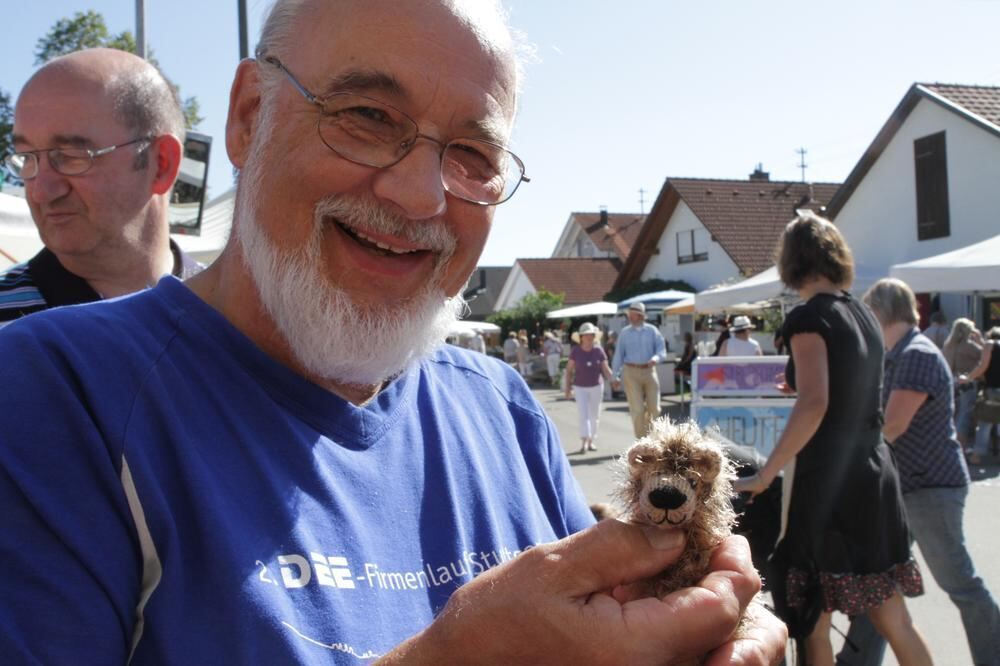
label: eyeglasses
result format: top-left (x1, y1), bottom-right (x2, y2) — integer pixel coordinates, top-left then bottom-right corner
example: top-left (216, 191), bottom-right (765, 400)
top-left (257, 53), bottom-right (529, 206)
top-left (4, 138), bottom-right (151, 180)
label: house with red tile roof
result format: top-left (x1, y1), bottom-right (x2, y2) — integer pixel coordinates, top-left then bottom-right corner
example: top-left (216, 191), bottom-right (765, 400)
top-left (613, 168), bottom-right (841, 293)
top-left (490, 208), bottom-right (645, 312)
top-left (492, 257), bottom-right (622, 312)
top-left (549, 209), bottom-right (646, 261)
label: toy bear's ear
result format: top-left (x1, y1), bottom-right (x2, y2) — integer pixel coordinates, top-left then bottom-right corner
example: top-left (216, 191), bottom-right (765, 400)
top-left (627, 443), bottom-right (659, 469)
top-left (692, 446), bottom-right (722, 482)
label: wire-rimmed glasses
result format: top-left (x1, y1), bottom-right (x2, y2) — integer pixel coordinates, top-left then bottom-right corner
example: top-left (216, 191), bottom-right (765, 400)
top-left (5, 137), bottom-right (151, 180)
top-left (257, 53), bottom-right (529, 206)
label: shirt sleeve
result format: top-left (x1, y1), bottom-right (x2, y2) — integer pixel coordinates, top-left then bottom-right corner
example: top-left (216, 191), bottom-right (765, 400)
top-left (782, 301), bottom-right (830, 340)
top-left (652, 328), bottom-right (666, 363)
top-left (891, 346), bottom-right (945, 397)
top-left (0, 321), bottom-right (139, 665)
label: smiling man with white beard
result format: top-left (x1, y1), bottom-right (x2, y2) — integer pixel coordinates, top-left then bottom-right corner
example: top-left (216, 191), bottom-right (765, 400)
top-left (0, 1), bottom-right (785, 664)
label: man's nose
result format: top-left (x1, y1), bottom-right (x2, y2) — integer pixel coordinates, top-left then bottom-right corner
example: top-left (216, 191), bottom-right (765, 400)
top-left (371, 140), bottom-right (448, 220)
top-left (26, 157), bottom-right (72, 206)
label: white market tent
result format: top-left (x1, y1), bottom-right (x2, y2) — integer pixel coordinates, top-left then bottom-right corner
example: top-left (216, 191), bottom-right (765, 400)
top-left (695, 267), bottom-right (790, 312)
top-left (448, 320), bottom-right (500, 337)
top-left (890, 233), bottom-right (1000, 293)
top-left (695, 265), bottom-right (886, 312)
top-left (0, 192), bottom-right (41, 270)
top-left (546, 301), bottom-right (618, 319)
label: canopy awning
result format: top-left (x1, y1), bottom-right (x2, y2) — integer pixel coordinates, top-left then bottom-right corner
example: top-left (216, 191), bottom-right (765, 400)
top-left (616, 290), bottom-right (693, 311)
top-left (448, 320), bottom-right (501, 337)
top-left (696, 265), bottom-right (885, 311)
top-left (546, 301), bottom-right (618, 319)
top-left (662, 296), bottom-right (695, 314)
top-left (890, 233), bottom-right (1000, 293)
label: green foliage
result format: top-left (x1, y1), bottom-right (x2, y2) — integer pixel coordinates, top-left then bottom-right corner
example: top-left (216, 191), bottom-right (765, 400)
top-left (34, 11), bottom-right (202, 130)
top-left (604, 278), bottom-right (696, 303)
top-left (35, 11), bottom-right (120, 64)
top-left (487, 289), bottom-right (565, 342)
top-left (182, 97), bottom-right (203, 131)
top-left (0, 88), bottom-right (13, 162)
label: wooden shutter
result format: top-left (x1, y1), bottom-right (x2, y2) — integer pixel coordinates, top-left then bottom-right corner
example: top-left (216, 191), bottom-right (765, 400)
top-left (914, 131), bottom-right (950, 240)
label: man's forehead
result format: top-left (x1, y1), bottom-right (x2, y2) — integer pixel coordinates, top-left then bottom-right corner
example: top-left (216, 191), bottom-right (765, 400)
top-left (284, 0), bottom-right (517, 131)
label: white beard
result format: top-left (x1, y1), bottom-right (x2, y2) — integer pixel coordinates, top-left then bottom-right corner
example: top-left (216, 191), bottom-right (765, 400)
top-left (234, 117), bottom-right (467, 387)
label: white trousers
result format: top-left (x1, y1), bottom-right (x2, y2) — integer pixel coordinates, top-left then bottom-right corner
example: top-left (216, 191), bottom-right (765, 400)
top-left (574, 384), bottom-right (604, 440)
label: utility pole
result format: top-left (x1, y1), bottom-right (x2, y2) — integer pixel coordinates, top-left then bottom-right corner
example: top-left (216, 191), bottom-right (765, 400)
top-left (638, 187), bottom-right (647, 214)
top-left (135, 0), bottom-right (147, 58)
top-left (238, 0), bottom-right (249, 59)
top-left (796, 147), bottom-right (808, 183)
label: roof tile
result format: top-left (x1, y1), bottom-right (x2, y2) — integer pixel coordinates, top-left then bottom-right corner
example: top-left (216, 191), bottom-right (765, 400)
top-left (516, 257), bottom-right (621, 305)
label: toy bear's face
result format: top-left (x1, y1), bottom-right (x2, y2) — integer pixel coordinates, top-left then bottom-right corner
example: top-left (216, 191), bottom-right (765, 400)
top-left (626, 439), bottom-right (721, 528)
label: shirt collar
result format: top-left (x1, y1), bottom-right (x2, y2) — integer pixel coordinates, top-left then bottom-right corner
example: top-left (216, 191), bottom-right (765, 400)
top-left (886, 326), bottom-right (920, 364)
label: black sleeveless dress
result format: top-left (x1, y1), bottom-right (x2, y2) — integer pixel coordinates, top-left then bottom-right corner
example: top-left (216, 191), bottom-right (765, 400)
top-left (772, 292), bottom-right (922, 638)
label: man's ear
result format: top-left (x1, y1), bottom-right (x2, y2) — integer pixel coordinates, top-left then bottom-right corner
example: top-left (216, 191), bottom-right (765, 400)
top-left (226, 58), bottom-right (263, 170)
top-left (150, 134), bottom-right (182, 196)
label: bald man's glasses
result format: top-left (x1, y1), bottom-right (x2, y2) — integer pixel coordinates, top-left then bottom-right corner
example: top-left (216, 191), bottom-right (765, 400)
top-left (258, 54), bottom-right (529, 206)
top-left (5, 138), bottom-right (151, 180)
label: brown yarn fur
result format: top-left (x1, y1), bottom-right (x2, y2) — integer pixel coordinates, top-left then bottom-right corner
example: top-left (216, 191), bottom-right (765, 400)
top-left (614, 417), bottom-right (742, 601)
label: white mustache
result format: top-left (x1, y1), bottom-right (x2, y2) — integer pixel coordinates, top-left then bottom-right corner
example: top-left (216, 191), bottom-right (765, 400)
top-left (313, 194), bottom-right (457, 257)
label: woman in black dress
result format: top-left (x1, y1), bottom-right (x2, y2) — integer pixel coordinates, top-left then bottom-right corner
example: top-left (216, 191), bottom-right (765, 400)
top-left (735, 213), bottom-right (931, 665)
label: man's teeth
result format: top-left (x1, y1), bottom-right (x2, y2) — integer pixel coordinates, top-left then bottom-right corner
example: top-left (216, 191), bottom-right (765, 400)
top-left (353, 228), bottom-right (420, 255)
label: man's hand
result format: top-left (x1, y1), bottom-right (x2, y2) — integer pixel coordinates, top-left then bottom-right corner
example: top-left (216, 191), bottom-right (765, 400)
top-left (383, 522), bottom-right (784, 665)
top-left (612, 379), bottom-right (621, 391)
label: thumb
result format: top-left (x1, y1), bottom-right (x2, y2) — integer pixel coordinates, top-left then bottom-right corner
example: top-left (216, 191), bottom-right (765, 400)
top-left (538, 519), bottom-right (685, 598)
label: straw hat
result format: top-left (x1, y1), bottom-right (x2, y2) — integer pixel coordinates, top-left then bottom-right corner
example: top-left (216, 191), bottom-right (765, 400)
top-left (628, 302), bottom-right (646, 314)
top-left (571, 322), bottom-right (603, 344)
top-left (730, 315), bottom-right (755, 332)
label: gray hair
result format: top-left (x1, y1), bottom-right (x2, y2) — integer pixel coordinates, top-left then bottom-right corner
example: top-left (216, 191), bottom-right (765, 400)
top-left (255, 0), bottom-right (529, 97)
top-left (862, 278), bottom-right (919, 326)
top-left (109, 64), bottom-right (185, 168)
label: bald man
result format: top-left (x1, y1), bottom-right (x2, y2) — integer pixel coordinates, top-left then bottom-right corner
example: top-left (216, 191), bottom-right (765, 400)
top-left (0, 3), bottom-right (784, 664)
top-left (0, 48), bottom-right (200, 323)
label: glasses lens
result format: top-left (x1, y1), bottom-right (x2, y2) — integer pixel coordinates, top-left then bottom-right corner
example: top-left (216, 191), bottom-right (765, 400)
top-left (442, 139), bottom-right (524, 205)
top-left (6, 153), bottom-right (36, 179)
top-left (317, 93), bottom-right (416, 167)
top-left (49, 148), bottom-right (94, 176)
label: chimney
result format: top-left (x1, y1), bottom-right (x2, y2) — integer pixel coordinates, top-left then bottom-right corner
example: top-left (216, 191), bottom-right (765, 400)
top-left (599, 206), bottom-right (609, 227)
top-left (749, 163), bottom-right (770, 182)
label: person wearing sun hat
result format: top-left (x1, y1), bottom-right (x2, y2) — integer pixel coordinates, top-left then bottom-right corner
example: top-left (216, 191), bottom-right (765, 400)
top-left (720, 315), bottom-right (762, 356)
top-left (542, 331), bottom-right (564, 386)
top-left (565, 322), bottom-right (613, 453)
top-left (611, 302), bottom-right (667, 438)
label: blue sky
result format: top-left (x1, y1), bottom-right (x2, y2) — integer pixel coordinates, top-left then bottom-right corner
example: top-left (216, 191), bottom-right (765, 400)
top-left (2, 1), bottom-right (999, 265)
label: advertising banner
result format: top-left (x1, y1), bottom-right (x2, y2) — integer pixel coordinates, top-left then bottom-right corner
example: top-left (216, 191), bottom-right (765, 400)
top-left (693, 356), bottom-right (789, 397)
top-left (691, 399), bottom-right (795, 459)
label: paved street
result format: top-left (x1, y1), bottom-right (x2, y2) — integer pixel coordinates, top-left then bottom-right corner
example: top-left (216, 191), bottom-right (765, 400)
top-left (533, 385), bottom-right (1000, 665)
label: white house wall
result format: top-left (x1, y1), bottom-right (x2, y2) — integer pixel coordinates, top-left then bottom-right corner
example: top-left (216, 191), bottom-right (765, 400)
top-left (836, 99), bottom-right (1000, 272)
top-left (492, 263), bottom-right (536, 311)
top-left (640, 200), bottom-right (742, 291)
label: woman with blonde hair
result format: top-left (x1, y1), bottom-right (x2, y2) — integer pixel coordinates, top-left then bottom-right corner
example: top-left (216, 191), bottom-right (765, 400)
top-left (849, 278), bottom-right (1000, 664)
top-left (735, 212), bottom-right (931, 665)
top-left (943, 317), bottom-right (983, 447)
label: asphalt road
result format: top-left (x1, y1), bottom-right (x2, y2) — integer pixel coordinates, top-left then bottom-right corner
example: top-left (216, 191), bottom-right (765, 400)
top-left (533, 385), bottom-right (1000, 665)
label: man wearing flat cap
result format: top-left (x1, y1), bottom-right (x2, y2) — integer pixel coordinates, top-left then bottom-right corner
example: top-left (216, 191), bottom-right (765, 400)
top-left (612, 301), bottom-right (667, 437)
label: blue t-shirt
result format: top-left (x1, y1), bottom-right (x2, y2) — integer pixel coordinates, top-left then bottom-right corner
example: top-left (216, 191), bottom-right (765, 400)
top-left (0, 277), bottom-right (593, 665)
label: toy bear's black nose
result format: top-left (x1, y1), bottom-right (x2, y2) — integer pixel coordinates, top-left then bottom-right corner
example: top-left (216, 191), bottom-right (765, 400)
top-left (648, 486), bottom-right (686, 510)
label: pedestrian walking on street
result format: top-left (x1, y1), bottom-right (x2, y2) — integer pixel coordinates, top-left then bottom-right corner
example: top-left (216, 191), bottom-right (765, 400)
top-left (836, 278), bottom-right (1000, 666)
top-left (943, 317), bottom-right (983, 448)
top-left (542, 331), bottom-right (563, 386)
top-left (564, 322), bottom-right (613, 454)
top-left (611, 302), bottom-right (666, 438)
top-left (735, 213), bottom-right (932, 666)
top-left (960, 326), bottom-right (1000, 464)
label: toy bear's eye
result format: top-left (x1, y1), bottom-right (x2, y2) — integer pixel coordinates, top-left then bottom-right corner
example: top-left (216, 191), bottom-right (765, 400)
top-left (687, 477), bottom-right (698, 489)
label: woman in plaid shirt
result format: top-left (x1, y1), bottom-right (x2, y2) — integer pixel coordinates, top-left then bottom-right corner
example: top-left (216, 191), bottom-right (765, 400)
top-left (845, 278), bottom-right (1000, 666)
